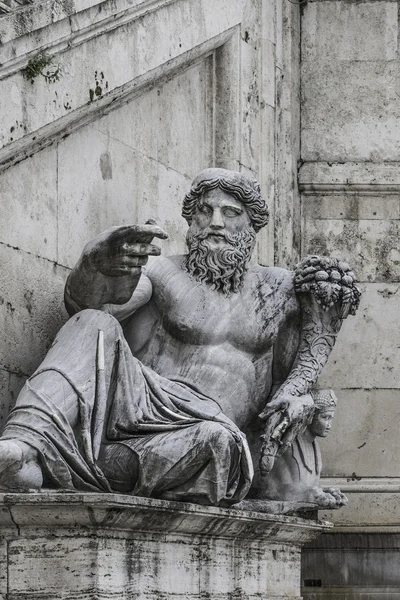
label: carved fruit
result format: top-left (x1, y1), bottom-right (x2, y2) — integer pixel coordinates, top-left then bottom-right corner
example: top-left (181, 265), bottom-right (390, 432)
top-left (303, 266), bottom-right (318, 275)
top-left (341, 275), bottom-right (353, 286)
top-left (330, 270), bottom-right (341, 281)
top-left (300, 273), bottom-right (316, 283)
top-left (315, 271), bottom-right (329, 281)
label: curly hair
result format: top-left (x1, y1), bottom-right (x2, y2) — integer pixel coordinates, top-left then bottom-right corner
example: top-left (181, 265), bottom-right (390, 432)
top-left (182, 168), bottom-right (269, 233)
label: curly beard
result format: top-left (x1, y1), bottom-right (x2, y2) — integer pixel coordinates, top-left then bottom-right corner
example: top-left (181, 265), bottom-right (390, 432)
top-left (183, 225), bottom-right (256, 296)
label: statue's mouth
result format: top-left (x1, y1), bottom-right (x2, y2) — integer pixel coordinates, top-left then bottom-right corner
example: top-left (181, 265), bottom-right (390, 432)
top-left (206, 232), bottom-right (227, 241)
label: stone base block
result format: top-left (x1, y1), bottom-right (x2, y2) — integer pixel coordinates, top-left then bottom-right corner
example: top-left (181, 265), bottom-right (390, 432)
top-left (0, 492), bottom-right (329, 599)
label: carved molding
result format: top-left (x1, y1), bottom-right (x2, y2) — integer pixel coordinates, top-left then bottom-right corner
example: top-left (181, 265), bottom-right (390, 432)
top-left (0, 0), bottom-right (180, 79)
top-left (0, 27), bottom-right (236, 174)
top-left (321, 477), bottom-right (400, 493)
top-left (320, 477), bottom-right (400, 532)
top-left (299, 162), bottom-right (400, 194)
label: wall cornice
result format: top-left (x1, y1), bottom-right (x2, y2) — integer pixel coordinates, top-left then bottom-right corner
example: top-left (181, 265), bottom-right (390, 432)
top-left (321, 477), bottom-right (400, 493)
top-left (299, 162), bottom-right (400, 194)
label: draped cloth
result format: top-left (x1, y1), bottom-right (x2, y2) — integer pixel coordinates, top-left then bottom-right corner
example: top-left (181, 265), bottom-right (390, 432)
top-left (2, 310), bottom-right (253, 505)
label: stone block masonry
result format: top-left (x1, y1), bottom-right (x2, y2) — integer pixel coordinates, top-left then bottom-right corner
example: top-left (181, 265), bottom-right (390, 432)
top-left (0, 493), bottom-right (329, 599)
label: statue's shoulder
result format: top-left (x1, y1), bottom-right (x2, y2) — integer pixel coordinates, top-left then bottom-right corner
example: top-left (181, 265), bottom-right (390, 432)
top-left (143, 254), bottom-right (186, 282)
top-left (252, 264), bottom-right (295, 296)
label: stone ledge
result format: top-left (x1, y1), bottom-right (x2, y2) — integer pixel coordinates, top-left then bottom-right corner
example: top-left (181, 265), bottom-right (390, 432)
top-left (0, 491), bottom-right (330, 542)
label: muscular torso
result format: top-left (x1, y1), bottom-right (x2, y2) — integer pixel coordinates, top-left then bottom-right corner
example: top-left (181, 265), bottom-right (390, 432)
top-left (122, 256), bottom-right (299, 430)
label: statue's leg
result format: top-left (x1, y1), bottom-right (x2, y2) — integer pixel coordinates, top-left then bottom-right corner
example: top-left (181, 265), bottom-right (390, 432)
top-left (0, 365), bottom-right (81, 490)
top-left (98, 421), bottom-right (245, 506)
top-left (0, 309), bottom-right (126, 491)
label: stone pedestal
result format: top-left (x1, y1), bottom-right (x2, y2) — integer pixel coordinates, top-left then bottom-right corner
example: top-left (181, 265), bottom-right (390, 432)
top-left (0, 492), bottom-right (329, 599)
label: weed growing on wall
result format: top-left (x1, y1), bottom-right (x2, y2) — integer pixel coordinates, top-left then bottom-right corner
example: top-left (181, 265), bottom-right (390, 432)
top-left (22, 51), bottom-right (62, 84)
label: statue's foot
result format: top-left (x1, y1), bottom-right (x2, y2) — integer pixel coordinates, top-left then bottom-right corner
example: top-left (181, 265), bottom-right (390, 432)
top-left (322, 486), bottom-right (348, 508)
top-left (0, 440), bottom-right (43, 491)
top-left (306, 486), bottom-right (346, 509)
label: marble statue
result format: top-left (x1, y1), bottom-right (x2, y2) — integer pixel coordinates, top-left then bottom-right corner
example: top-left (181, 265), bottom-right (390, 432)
top-left (250, 388), bottom-right (348, 509)
top-left (0, 168), bottom-right (360, 508)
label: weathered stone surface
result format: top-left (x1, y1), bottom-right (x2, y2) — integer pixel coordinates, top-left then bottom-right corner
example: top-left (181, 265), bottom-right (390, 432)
top-left (0, 145), bottom-right (58, 262)
top-left (301, 1), bottom-right (400, 162)
top-left (0, 243), bottom-right (69, 376)
top-left (0, 492), bottom-right (329, 600)
top-left (274, 11), bottom-right (301, 269)
top-left (56, 59), bottom-right (213, 267)
top-left (96, 58), bottom-right (214, 179)
top-left (57, 125), bottom-right (190, 267)
top-left (303, 2), bottom-right (398, 63)
top-left (0, 0), bottom-right (245, 150)
top-left (300, 0), bottom-right (400, 595)
top-left (302, 195), bottom-right (400, 283)
top-left (318, 283), bottom-right (400, 390)
top-left (299, 161), bottom-right (400, 190)
top-left (318, 389), bottom-right (400, 478)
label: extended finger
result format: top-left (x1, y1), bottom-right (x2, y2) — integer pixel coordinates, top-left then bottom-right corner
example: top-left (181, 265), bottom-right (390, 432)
top-left (134, 224), bottom-right (169, 240)
top-left (121, 243), bottom-right (161, 256)
top-left (108, 224), bottom-right (168, 246)
top-left (122, 224), bottom-right (169, 242)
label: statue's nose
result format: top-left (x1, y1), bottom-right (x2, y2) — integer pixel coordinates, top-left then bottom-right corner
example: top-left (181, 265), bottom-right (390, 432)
top-left (210, 209), bottom-right (224, 229)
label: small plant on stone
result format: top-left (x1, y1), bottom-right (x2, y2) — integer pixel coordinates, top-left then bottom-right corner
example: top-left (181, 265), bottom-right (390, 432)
top-left (22, 51), bottom-right (62, 84)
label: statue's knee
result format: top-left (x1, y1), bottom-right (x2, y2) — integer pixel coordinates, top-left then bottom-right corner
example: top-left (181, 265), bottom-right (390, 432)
top-left (72, 308), bottom-right (119, 325)
top-left (68, 309), bottom-right (122, 335)
top-left (198, 422), bottom-right (237, 456)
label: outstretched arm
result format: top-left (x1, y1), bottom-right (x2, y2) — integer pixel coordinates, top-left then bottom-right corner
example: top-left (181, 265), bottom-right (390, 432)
top-left (259, 256), bottom-right (361, 475)
top-left (64, 223), bottom-right (168, 316)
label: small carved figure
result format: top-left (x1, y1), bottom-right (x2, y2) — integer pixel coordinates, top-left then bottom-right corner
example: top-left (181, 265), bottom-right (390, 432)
top-left (256, 389), bottom-right (347, 509)
top-left (0, 168), bottom-right (360, 508)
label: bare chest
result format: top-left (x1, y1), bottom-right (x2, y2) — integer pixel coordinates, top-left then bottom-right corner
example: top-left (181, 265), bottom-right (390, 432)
top-left (146, 262), bottom-right (289, 354)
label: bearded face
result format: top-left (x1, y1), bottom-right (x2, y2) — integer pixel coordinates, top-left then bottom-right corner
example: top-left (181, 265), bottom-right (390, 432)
top-left (184, 223), bottom-right (256, 296)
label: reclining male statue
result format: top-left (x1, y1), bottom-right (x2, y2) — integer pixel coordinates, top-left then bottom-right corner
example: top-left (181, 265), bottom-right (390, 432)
top-left (0, 168), bottom-right (360, 508)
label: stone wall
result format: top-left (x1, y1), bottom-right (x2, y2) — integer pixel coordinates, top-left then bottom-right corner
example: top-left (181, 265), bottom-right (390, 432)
top-left (0, 0), bottom-right (301, 428)
top-left (300, 1), bottom-right (400, 597)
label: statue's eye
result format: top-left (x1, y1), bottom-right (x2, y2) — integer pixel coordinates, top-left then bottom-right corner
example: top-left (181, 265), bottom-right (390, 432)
top-left (224, 208), bottom-right (240, 218)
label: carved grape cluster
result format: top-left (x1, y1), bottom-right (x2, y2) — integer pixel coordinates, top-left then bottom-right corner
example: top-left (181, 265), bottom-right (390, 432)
top-left (294, 256), bottom-right (361, 318)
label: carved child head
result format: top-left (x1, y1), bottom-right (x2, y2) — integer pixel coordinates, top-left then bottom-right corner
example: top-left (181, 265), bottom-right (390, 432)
top-left (181, 169), bottom-right (269, 295)
top-left (309, 389), bottom-right (337, 438)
